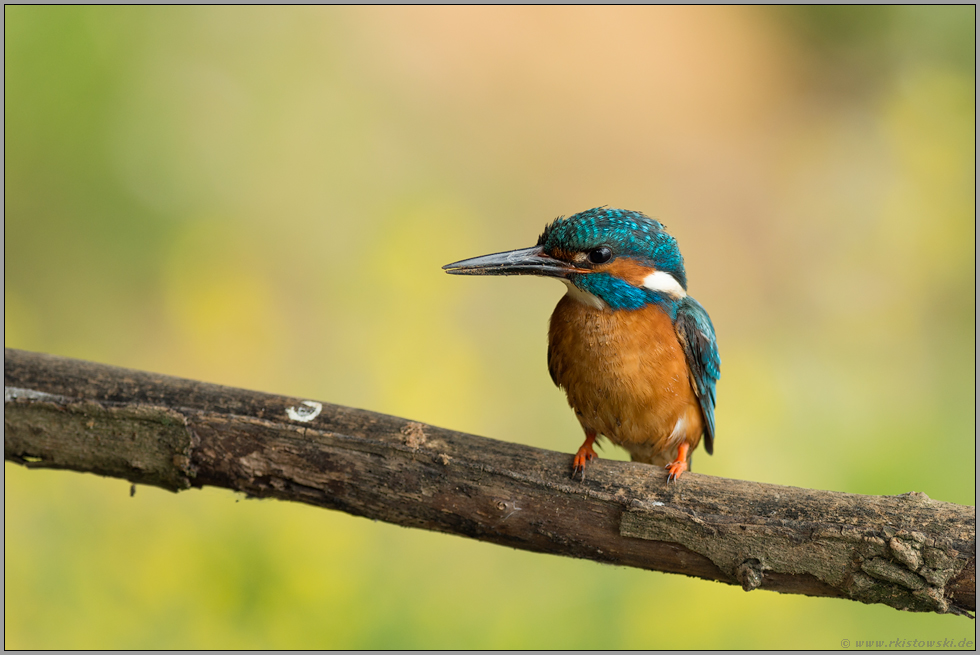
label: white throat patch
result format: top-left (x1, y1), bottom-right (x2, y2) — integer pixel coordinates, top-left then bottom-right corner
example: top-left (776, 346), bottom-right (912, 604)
top-left (561, 279), bottom-right (608, 310)
top-left (642, 271), bottom-right (687, 298)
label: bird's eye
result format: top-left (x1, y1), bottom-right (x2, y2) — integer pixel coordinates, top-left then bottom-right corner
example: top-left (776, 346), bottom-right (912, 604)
top-left (588, 247), bottom-right (612, 264)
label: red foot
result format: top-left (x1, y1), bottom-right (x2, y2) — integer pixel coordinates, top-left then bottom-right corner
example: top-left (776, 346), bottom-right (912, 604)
top-left (666, 443), bottom-right (690, 483)
top-left (572, 431), bottom-right (598, 481)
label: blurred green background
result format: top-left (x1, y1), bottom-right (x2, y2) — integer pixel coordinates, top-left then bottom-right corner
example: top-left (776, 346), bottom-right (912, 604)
top-left (4, 6), bottom-right (975, 649)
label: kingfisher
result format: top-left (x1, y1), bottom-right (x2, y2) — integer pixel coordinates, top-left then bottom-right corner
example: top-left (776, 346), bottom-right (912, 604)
top-left (443, 207), bottom-right (719, 482)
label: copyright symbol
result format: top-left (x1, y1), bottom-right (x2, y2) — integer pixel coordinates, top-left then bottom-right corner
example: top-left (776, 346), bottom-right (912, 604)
top-left (841, 639), bottom-right (850, 648)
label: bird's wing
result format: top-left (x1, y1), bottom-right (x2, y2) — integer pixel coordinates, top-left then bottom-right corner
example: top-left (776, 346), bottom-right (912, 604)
top-left (674, 297), bottom-right (720, 454)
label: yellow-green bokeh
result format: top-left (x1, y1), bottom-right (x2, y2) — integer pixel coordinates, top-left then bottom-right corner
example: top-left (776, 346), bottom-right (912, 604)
top-left (5, 6), bottom-right (975, 648)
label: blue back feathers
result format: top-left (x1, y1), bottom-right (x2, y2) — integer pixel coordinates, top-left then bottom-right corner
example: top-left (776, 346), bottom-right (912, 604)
top-left (675, 296), bottom-right (720, 453)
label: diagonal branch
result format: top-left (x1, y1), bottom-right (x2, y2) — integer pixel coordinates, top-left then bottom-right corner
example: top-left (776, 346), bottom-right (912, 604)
top-left (3, 347), bottom-right (974, 617)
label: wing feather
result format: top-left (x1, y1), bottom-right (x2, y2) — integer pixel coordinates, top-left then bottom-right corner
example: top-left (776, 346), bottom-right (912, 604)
top-left (674, 297), bottom-right (720, 454)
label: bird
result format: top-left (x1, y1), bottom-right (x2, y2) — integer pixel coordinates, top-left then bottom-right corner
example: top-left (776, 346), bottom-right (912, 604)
top-left (443, 207), bottom-right (719, 482)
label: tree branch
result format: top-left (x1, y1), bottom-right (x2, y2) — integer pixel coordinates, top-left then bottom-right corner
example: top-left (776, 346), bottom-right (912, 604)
top-left (4, 348), bottom-right (974, 617)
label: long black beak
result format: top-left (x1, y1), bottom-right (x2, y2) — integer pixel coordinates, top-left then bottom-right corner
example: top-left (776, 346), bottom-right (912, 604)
top-left (443, 246), bottom-right (586, 278)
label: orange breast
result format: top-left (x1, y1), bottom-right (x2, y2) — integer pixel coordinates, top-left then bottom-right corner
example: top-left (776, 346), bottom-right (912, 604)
top-left (548, 295), bottom-right (704, 466)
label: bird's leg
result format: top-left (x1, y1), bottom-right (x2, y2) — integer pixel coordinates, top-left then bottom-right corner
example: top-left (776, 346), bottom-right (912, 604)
top-left (666, 442), bottom-right (690, 482)
top-left (572, 429), bottom-right (598, 481)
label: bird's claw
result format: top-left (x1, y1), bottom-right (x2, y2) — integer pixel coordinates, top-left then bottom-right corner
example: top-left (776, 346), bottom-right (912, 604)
top-left (572, 445), bottom-right (598, 481)
top-left (665, 459), bottom-right (688, 483)
top-left (664, 443), bottom-right (691, 483)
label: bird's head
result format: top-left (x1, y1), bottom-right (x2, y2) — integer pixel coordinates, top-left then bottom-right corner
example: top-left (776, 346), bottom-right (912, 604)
top-left (443, 207), bottom-right (688, 312)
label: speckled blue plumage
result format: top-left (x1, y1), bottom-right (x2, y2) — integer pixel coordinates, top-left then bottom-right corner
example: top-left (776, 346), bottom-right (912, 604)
top-left (538, 207), bottom-right (688, 289)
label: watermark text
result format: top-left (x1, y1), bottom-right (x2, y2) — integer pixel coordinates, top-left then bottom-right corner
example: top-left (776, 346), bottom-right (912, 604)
top-left (841, 637), bottom-right (974, 649)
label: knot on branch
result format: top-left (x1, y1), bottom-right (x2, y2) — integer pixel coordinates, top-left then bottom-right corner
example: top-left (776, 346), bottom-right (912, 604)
top-left (736, 558), bottom-right (763, 591)
top-left (400, 422), bottom-right (427, 449)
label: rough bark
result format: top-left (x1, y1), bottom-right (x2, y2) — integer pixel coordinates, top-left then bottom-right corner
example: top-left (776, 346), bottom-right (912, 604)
top-left (4, 347), bottom-right (975, 617)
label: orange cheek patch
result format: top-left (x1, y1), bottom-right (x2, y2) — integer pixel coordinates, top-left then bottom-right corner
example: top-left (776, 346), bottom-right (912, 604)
top-left (595, 258), bottom-right (655, 286)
